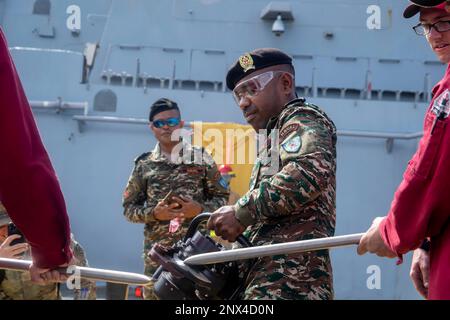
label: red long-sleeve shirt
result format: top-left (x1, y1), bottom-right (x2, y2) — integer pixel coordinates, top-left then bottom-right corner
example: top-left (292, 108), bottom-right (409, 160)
top-left (0, 28), bottom-right (72, 268)
top-left (380, 65), bottom-right (450, 300)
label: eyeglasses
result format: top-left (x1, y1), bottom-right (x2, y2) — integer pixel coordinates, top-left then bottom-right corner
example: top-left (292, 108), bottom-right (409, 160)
top-left (232, 71), bottom-right (293, 104)
top-left (413, 20), bottom-right (450, 36)
top-left (152, 118), bottom-right (181, 128)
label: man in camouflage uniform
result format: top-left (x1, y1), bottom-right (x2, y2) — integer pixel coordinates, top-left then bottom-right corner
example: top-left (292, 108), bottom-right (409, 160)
top-left (122, 98), bottom-right (229, 299)
top-left (207, 48), bottom-right (337, 300)
top-left (0, 205), bottom-right (96, 300)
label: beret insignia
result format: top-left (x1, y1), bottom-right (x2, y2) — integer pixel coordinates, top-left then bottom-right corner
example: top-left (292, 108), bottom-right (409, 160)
top-left (239, 53), bottom-right (256, 73)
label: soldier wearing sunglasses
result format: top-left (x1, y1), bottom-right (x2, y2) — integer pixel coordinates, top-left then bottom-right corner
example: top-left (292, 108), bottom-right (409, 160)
top-left (122, 98), bottom-right (229, 299)
top-left (207, 48), bottom-right (337, 300)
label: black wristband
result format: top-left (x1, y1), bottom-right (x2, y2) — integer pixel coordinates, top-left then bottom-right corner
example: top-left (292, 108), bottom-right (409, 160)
top-left (420, 239), bottom-right (431, 252)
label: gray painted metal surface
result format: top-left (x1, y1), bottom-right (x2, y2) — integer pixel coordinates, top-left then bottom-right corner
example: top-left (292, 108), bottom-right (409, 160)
top-left (0, 0), bottom-right (440, 299)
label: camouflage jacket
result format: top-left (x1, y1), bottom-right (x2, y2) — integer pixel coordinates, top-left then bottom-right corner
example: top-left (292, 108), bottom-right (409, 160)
top-left (235, 98), bottom-right (337, 244)
top-left (0, 234), bottom-right (96, 300)
top-left (0, 202), bottom-right (6, 215)
top-left (122, 143), bottom-right (229, 249)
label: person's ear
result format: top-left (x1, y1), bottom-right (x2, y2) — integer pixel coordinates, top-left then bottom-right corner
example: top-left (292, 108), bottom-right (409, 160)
top-left (149, 123), bottom-right (156, 134)
top-left (281, 73), bottom-right (294, 95)
top-left (179, 120), bottom-right (185, 128)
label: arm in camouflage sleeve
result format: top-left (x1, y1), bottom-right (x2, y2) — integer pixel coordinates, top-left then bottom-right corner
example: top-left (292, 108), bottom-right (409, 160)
top-left (0, 271), bottom-right (10, 300)
top-left (0, 202), bottom-right (6, 215)
top-left (122, 162), bottom-right (157, 224)
top-left (234, 110), bottom-right (336, 227)
top-left (70, 236), bottom-right (96, 300)
top-left (201, 151), bottom-right (230, 212)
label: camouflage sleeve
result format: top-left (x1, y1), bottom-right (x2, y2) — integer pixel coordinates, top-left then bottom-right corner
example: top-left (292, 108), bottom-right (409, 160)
top-left (0, 271), bottom-right (11, 300)
top-left (234, 109), bottom-right (336, 227)
top-left (122, 161), bottom-right (157, 224)
top-left (200, 150), bottom-right (230, 212)
top-left (0, 202), bottom-right (6, 215)
top-left (70, 236), bottom-right (96, 300)
top-left (0, 289), bottom-right (10, 300)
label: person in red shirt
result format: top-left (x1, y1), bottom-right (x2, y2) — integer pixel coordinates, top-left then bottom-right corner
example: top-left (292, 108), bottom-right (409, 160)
top-left (0, 27), bottom-right (72, 283)
top-left (357, 1), bottom-right (450, 300)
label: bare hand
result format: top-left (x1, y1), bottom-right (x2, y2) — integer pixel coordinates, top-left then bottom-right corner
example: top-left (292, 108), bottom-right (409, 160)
top-left (153, 200), bottom-right (184, 221)
top-left (30, 263), bottom-right (68, 285)
top-left (207, 206), bottom-right (245, 242)
top-left (0, 235), bottom-right (29, 258)
top-left (357, 217), bottom-right (397, 258)
top-left (410, 248), bottom-right (430, 299)
top-left (171, 196), bottom-right (202, 219)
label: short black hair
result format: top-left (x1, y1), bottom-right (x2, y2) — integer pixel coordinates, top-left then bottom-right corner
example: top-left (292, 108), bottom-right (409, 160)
top-left (149, 98), bottom-right (180, 122)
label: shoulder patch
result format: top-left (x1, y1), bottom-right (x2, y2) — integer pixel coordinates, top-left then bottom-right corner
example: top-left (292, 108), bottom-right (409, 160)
top-left (279, 123), bottom-right (300, 142)
top-left (281, 135), bottom-right (302, 153)
top-left (134, 152), bottom-right (151, 164)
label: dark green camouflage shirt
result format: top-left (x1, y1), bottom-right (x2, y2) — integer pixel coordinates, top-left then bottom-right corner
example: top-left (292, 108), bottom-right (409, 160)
top-left (235, 98), bottom-right (337, 245)
top-left (122, 143), bottom-right (229, 273)
top-left (233, 98), bottom-right (337, 299)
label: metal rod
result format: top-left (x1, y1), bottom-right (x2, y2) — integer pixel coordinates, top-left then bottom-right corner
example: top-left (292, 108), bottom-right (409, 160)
top-left (184, 233), bottom-right (364, 266)
top-left (30, 100), bottom-right (88, 111)
top-left (71, 116), bottom-right (423, 140)
top-left (0, 258), bottom-right (151, 286)
top-left (337, 130), bottom-right (423, 140)
top-left (73, 115), bottom-right (149, 125)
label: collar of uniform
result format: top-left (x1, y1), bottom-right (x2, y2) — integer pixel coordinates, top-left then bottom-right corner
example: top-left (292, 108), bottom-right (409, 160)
top-left (150, 142), bottom-right (194, 163)
top-left (284, 97), bottom-right (306, 110)
top-left (265, 97), bottom-right (306, 132)
top-left (150, 143), bottom-right (164, 161)
top-left (265, 116), bottom-right (278, 134)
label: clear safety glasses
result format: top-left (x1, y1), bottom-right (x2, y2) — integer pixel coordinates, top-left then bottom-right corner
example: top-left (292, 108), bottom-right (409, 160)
top-left (232, 71), bottom-right (293, 104)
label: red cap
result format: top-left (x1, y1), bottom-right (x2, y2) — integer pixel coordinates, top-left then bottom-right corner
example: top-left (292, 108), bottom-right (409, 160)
top-left (219, 164), bottom-right (233, 174)
top-left (404, 1), bottom-right (447, 19)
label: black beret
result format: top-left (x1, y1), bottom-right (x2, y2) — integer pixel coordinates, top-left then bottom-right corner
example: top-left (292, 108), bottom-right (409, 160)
top-left (404, 0), bottom-right (446, 19)
top-left (149, 98), bottom-right (180, 121)
top-left (226, 48), bottom-right (293, 90)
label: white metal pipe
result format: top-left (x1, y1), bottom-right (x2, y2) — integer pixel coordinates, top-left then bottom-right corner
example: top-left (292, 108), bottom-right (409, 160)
top-left (184, 233), bottom-right (364, 265)
top-left (0, 258), bottom-right (151, 286)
